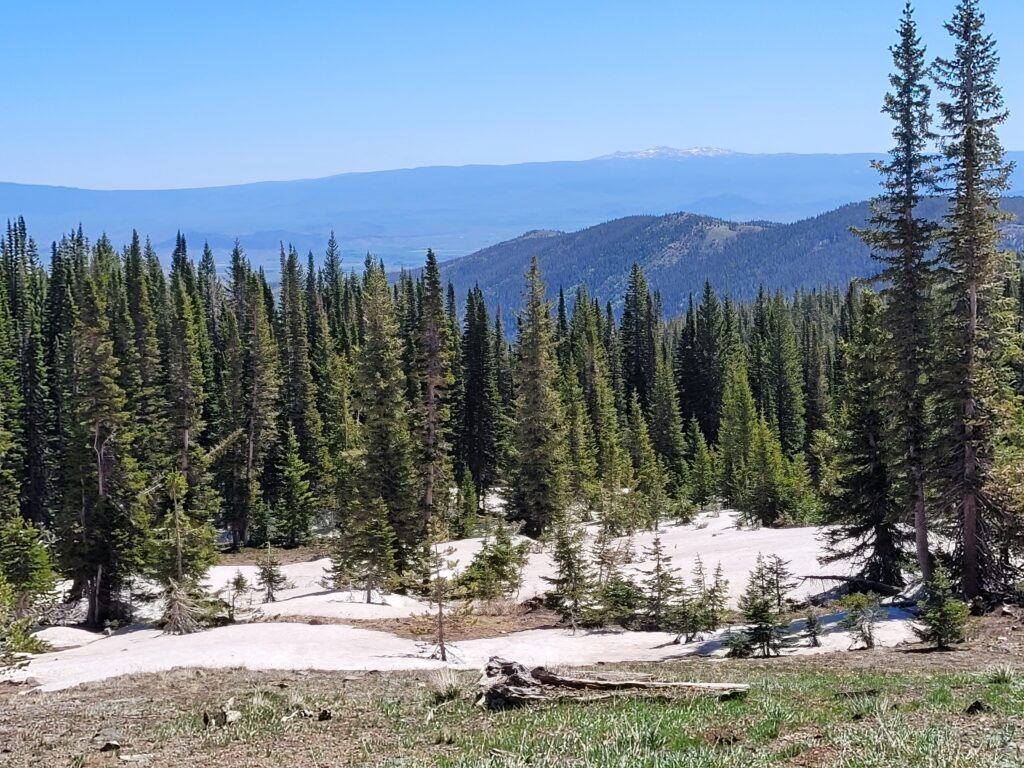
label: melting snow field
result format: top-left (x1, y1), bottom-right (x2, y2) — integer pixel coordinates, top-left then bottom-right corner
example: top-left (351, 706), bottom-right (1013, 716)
top-left (6, 511), bottom-right (920, 692)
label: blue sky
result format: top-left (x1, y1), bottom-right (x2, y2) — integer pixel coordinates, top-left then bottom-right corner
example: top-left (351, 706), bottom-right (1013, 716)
top-left (3, 1), bottom-right (1022, 189)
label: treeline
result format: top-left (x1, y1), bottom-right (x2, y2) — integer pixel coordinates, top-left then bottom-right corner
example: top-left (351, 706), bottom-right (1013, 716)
top-left (0, 0), bottom-right (1023, 635)
top-left (0, 210), bottom-right (857, 628)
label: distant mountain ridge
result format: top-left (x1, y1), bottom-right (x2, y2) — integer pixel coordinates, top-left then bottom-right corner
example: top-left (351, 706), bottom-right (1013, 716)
top-left (439, 198), bottom-right (1024, 316)
top-left (4, 149), bottom-right (1022, 272)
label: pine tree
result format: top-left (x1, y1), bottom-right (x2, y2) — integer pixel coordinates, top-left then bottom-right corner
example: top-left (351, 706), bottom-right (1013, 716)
top-left (0, 515), bottom-right (55, 611)
top-left (914, 564), bottom-right (969, 649)
top-left (738, 554), bottom-right (785, 657)
top-left (692, 282), bottom-right (729, 440)
top-left (688, 419), bottom-right (715, 510)
top-left (932, 0), bottom-right (1018, 597)
top-left (621, 264), bottom-right (656, 409)
top-left (458, 286), bottom-right (500, 497)
top-left (854, 1), bottom-right (939, 582)
top-left (416, 250), bottom-right (454, 528)
top-left (508, 258), bottom-right (566, 537)
top-left (544, 507), bottom-right (591, 629)
top-left (355, 259), bottom-right (420, 560)
top-left (279, 245), bottom-right (324, 474)
top-left (744, 415), bottom-right (787, 527)
top-left (648, 350), bottom-right (689, 492)
top-left (717, 359), bottom-right (756, 507)
top-left (767, 291), bottom-right (806, 457)
top-left (561, 369), bottom-right (599, 506)
top-left (639, 531), bottom-right (680, 630)
top-left (348, 499), bottom-right (399, 606)
top-left (274, 424), bottom-right (316, 547)
top-left (255, 541), bottom-right (287, 603)
top-left (57, 269), bottom-right (149, 627)
top-left (823, 292), bottom-right (908, 586)
top-left (625, 392), bottom-right (669, 527)
top-left (19, 263), bottom-right (50, 525)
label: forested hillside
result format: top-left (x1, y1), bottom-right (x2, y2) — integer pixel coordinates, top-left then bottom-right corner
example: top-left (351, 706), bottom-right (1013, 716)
top-left (441, 197), bottom-right (1024, 315)
top-left (0, 0), bottom-right (1022, 665)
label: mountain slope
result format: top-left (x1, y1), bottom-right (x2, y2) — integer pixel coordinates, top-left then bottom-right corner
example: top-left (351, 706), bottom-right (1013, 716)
top-left (440, 198), bottom-right (1024, 315)
top-left (5, 150), bottom-right (1023, 269)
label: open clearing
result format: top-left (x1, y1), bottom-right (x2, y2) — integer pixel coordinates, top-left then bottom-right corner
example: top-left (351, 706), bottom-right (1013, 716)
top-left (0, 512), bottom-right (1018, 766)
top-left (3, 512), bottom-right (924, 692)
top-left (1, 623), bottom-right (1022, 767)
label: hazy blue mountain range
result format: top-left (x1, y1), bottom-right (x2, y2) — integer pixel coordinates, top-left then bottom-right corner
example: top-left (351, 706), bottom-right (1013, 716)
top-left (439, 198), bottom-right (1024, 316)
top-left (4, 148), bottom-right (1022, 269)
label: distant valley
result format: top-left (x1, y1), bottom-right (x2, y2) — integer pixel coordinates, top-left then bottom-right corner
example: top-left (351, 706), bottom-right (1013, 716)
top-left (4, 148), bottom-right (1023, 271)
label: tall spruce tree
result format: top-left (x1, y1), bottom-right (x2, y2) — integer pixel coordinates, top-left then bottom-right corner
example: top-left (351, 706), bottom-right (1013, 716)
top-left (416, 250), bottom-right (454, 527)
top-left (507, 258), bottom-right (566, 537)
top-left (855, 1), bottom-right (938, 582)
top-left (355, 259), bottom-right (420, 560)
top-left (932, 0), bottom-right (1019, 597)
top-left (58, 268), bottom-right (149, 627)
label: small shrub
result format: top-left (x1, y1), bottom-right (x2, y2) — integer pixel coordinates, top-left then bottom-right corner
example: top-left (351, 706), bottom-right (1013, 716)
top-left (724, 629), bottom-right (754, 658)
top-left (914, 565), bottom-right (968, 650)
top-left (841, 593), bottom-right (885, 649)
top-left (805, 608), bottom-right (822, 647)
top-left (738, 555), bottom-right (786, 657)
top-left (256, 544), bottom-right (288, 603)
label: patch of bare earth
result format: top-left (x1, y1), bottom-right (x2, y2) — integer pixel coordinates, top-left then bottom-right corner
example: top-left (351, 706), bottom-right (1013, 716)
top-left (216, 544), bottom-right (328, 567)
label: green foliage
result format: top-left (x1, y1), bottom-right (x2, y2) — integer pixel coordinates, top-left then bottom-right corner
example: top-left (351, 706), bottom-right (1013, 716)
top-left (507, 258), bottom-right (566, 537)
top-left (255, 543), bottom-right (288, 603)
top-left (273, 424), bottom-right (316, 547)
top-left (459, 520), bottom-right (529, 600)
top-left (687, 419), bottom-right (715, 510)
top-left (915, 565), bottom-right (969, 650)
top-left (841, 592), bottom-right (886, 650)
top-left (931, 0), bottom-right (1020, 598)
top-left (637, 532), bottom-right (680, 630)
top-left (666, 558), bottom-right (729, 643)
top-left (331, 496), bottom-right (398, 603)
top-left (805, 608), bottom-right (822, 647)
top-left (583, 570), bottom-right (642, 628)
top-left (0, 573), bottom-right (47, 666)
top-left (738, 554), bottom-right (786, 657)
top-left (543, 508), bottom-right (591, 628)
top-left (717, 359), bottom-right (756, 506)
top-left (0, 516), bottom-right (55, 605)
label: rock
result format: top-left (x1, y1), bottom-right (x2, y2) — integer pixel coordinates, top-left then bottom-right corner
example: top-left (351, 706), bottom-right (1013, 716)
top-left (1000, 605), bottom-right (1016, 617)
top-left (317, 709), bottom-right (333, 721)
top-left (92, 728), bottom-right (126, 751)
top-left (965, 699), bottom-right (993, 715)
top-left (119, 754), bottom-right (153, 764)
top-left (203, 707), bottom-right (243, 728)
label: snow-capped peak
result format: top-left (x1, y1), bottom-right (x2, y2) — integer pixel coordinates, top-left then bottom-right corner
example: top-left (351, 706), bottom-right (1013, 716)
top-left (596, 146), bottom-right (735, 160)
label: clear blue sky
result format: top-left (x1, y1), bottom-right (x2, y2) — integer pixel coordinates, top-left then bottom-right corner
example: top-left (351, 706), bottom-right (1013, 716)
top-left (3, 1), bottom-right (1022, 189)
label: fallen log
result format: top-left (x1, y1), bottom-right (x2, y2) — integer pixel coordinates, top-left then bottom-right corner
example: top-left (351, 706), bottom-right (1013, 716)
top-left (799, 574), bottom-right (902, 597)
top-left (476, 656), bottom-right (749, 710)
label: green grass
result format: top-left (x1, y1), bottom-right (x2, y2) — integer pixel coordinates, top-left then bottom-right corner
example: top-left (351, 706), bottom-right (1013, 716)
top-left (10, 662), bottom-right (1024, 767)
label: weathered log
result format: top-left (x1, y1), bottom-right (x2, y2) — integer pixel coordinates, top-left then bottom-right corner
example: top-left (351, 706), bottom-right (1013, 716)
top-left (476, 657), bottom-right (748, 710)
top-left (531, 667), bottom-right (749, 692)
